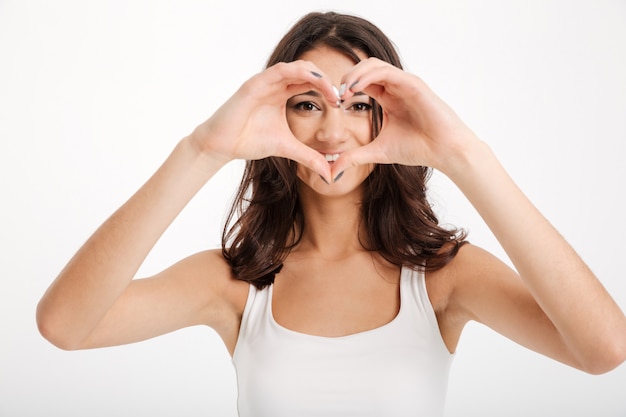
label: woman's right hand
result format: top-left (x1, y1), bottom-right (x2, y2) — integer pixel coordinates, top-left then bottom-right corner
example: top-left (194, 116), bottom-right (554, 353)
top-left (189, 60), bottom-right (339, 182)
top-left (36, 60), bottom-right (339, 350)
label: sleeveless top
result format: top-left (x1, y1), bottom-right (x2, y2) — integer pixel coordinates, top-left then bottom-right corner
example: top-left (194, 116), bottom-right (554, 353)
top-left (232, 266), bottom-right (454, 417)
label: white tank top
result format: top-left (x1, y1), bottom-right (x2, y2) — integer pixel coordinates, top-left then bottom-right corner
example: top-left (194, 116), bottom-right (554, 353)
top-left (232, 266), bottom-right (454, 416)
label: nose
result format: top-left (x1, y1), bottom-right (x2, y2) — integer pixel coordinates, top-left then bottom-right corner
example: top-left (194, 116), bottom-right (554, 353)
top-left (314, 108), bottom-right (348, 144)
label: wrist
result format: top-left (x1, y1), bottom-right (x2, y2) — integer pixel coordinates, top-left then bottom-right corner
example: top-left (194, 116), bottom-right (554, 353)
top-left (438, 135), bottom-right (493, 181)
top-left (442, 139), bottom-right (518, 212)
top-left (183, 129), bottom-right (232, 170)
top-left (172, 136), bottom-right (229, 184)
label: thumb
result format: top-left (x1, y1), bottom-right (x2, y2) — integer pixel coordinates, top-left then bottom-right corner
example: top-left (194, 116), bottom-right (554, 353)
top-left (331, 141), bottom-right (389, 182)
top-left (277, 138), bottom-right (332, 183)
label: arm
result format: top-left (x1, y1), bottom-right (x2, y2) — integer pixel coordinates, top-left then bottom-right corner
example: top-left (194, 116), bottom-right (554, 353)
top-left (333, 58), bottom-right (626, 374)
top-left (36, 139), bottom-right (228, 350)
top-left (36, 60), bottom-right (339, 350)
top-left (447, 142), bottom-right (626, 374)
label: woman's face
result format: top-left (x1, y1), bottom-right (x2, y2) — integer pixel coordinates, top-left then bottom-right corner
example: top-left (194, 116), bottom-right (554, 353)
top-left (286, 46), bottom-right (374, 197)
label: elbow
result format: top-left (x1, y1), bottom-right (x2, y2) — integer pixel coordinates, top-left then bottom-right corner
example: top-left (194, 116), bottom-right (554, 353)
top-left (581, 335), bottom-right (626, 375)
top-left (37, 323), bottom-right (81, 351)
top-left (36, 301), bottom-right (84, 351)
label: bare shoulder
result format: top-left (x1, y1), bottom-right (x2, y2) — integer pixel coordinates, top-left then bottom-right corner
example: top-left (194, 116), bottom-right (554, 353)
top-left (176, 249), bottom-right (249, 320)
top-left (427, 243), bottom-right (516, 309)
top-left (142, 248), bottom-right (250, 334)
top-left (169, 249), bottom-right (249, 354)
top-left (425, 243), bottom-right (517, 352)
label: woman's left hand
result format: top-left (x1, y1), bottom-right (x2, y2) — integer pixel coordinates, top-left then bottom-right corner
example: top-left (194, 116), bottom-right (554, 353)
top-left (331, 58), bottom-right (480, 179)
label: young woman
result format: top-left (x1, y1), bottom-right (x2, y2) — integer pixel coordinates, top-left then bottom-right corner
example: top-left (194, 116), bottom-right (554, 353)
top-left (36, 11), bottom-right (626, 416)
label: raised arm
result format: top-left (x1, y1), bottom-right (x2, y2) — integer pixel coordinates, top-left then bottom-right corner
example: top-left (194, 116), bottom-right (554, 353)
top-left (37, 138), bottom-right (226, 350)
top-left (333, 58), bottom-right (626, 374)
top-left (441, 143), bottom-right (626, 374)
top-left (36, 60), bottom-right (339, 351)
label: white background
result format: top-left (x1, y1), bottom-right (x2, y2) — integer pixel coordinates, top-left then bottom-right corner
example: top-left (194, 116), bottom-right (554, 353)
top-left (1, 1), bottom-right (625, 415)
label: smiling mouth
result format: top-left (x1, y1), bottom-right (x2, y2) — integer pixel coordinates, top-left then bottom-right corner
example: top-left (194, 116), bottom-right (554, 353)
top-left (323, 153), bottom-right (340, 164)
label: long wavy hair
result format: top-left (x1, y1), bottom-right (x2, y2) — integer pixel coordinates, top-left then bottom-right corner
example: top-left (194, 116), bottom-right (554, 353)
top-left (222, 11), bottom-right (467, 289)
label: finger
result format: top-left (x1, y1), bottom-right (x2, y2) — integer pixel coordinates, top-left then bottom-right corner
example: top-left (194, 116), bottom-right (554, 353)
top-left (276, 137), bottom-right (332, 182)
top-left (330, 141), bottom-right (390, 181)
top-left (340, 59), bottom-right (411, 105)
top-left (340, 58), bottom-right (390, 95)
top-left (265, 61), bottom-right (339, 106)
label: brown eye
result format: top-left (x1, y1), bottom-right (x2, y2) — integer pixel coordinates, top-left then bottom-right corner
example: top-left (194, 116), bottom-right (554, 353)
top-left (294, 101), bottom-right (320, 112)
top-left (349, 102), bottom-right (372, 112)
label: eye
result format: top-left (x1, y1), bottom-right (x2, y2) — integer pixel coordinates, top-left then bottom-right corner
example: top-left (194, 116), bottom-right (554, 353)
top-left (348, 102), bottom-right (372, 112)
top-left (293, 101), bottom-right (321, 112)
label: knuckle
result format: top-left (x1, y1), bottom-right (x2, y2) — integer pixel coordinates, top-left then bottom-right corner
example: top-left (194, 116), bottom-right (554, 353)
top-left (274, 61), bottom-right (290, 71)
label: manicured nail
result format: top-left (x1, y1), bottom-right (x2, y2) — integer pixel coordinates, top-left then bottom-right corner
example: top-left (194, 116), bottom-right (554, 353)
top-left (331, 85), bottom-right (342, 107)
top-left (333, 171), bottom-right (344, 182)
top-left (311, 71), bottom-right (323, 78)
top-left (338, 83), bottom-right (347, 96)
top-left (319, 174), bottom-right (330, 185)
top-left (349, 80), bottom-right (359, 91)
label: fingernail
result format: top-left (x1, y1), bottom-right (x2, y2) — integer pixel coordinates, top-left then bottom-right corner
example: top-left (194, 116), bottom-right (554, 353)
top-left (349, 80), bottom-right (359, 91)
top-left (319, 174), bottom-right (330, 185)
top-left (333, 171), bottom-right (344, 182)
top-left (338, 83), bottom-right (347, 96)
top-left (331, 85), bottom-right (341, 108)
top-left (311, 71), bottom-right (323, 78)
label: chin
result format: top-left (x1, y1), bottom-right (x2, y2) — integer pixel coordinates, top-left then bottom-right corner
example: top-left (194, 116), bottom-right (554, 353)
top-left (297, 167), bottom-right (372, 198)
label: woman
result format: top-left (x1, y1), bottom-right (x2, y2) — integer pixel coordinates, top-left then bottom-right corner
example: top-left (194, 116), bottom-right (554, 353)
top-left (36, 11), bottom-right (626, 416)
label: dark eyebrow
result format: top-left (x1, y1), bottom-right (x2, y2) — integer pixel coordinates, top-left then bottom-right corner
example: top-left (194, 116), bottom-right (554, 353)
top-left (289, 90), bottom-right (369, 100)
top-left (295, 90), bottom-right (322, 97)
top-left (296, 90), bottom-right (368, 97)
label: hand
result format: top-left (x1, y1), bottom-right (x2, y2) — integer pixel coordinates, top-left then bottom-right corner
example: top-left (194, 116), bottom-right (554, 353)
top-left (331, 58), bottom-right (480, 179)
top-left (189, 61), bottom-right (340, 181)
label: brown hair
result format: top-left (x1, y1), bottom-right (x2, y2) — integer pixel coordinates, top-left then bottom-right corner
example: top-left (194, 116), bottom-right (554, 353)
top-left (222, 11), bottom-right (466, 289)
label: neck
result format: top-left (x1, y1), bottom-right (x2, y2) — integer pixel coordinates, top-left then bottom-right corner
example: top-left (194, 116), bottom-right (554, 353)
top-left (294, 184), bottom-right (366, 259)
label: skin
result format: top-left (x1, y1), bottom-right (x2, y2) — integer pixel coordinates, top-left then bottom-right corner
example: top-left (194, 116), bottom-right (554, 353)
top-left (36, 45), bottom-right (626, 376)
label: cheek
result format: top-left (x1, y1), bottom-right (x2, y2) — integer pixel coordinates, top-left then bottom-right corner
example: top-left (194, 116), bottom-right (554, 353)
top-left (285, 111), bottom-right (317, 141)
top-left (350, 115), bottom-right (374, 145)
top-left (359, 125), bottom-right (374, 145)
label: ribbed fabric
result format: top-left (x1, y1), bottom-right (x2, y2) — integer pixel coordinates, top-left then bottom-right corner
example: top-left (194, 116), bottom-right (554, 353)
top-left (232, 266), bottom-right (454, 417)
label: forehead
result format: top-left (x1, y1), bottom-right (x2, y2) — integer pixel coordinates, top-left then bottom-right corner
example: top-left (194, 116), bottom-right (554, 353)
top-left (298, 46), bottom-right (367, 81)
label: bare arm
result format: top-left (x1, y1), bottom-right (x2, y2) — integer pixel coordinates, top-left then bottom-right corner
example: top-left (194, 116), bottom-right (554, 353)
top-left (36, 60), bottom-right (339, 350)
top-left (447, 142), bottom-right (626, 374)
top-left (334, 58), bottom-right (626, 374)
top-left (36, 139), bottom-right (226, 350)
